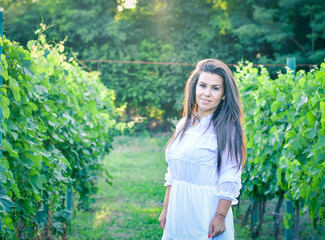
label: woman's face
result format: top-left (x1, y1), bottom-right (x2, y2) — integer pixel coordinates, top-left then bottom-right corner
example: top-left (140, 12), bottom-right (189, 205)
top-left (195, 71), bottom-right (225, 118)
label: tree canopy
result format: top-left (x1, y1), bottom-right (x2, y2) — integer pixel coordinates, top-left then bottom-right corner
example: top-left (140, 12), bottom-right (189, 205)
top-left (2, 0), bottom-right (325, 126)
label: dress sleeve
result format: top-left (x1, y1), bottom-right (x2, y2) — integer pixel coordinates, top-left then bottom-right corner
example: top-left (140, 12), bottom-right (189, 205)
top-left (217, 146), bottom-right (242, 204)
top-left (175, 117), bottom-right (186, 133)
top-left (163, 117), bottom-right (185, 186)
top-left (164, 167), bottom-right (173, 186)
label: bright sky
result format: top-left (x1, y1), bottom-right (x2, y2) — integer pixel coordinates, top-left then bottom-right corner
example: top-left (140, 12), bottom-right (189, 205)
top-left (118, 0), bottom-right (137, 11)
top-left (124, 0), bottom-right (137, 8)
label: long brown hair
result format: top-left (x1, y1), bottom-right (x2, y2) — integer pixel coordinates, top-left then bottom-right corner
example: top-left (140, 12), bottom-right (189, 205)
top-left (167, 59), bottom-right (246, 173)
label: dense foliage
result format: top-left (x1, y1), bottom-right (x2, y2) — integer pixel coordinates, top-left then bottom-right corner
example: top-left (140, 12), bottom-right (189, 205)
top-left (2, 0), bottom-right (325, 124)
top-left (237, 62), bottom-right (325, 236)
top-left (0, 33), bottom-right (125, 238)
top-left (0, 1), bottom-right (324, 238)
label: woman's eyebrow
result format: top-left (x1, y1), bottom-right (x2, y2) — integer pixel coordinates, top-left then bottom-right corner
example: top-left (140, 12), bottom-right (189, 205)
top-left (198, 80), bottom-right (222, 87)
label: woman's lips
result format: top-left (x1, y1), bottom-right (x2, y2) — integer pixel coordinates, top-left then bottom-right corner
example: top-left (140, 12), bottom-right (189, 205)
top-left (201, 98), bottom-right (211, 104)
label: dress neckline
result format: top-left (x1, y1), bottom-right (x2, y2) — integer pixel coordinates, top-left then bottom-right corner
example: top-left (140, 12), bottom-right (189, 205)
top-left (191, 113), bottom-right (213, 128)
top-left (199, 113), bottom-right (213, 122)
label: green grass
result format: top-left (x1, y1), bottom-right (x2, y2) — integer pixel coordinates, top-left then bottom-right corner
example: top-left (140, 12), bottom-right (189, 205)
top-left (69, 134), bottom-right (170, 239)
top-left (69, 134), bottom-right (324, 240)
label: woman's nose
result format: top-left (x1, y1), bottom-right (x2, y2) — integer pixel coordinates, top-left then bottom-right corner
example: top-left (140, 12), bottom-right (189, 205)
top-left (204, 87), bottom-right (211, 96)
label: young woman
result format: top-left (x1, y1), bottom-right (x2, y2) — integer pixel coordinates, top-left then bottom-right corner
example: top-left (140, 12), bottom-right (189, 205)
top-left (159, 59), bottom-right (246, 240)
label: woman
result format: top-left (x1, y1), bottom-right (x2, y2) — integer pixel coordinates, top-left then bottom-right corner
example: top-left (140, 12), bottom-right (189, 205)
top-left (159, 59), bottom-right (246, 240)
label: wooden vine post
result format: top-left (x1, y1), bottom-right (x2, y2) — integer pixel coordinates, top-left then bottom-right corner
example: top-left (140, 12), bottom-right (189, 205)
top-left (251, 201), bottom-right (258, 239)
top-left (66, 186), bottom-right (73, 212)
top-left (285, 200), bottom-right (294, 240)
top-left (285, 57), bottom-right (296, 240)
top-left (0, 8), bottom-right (3, 159)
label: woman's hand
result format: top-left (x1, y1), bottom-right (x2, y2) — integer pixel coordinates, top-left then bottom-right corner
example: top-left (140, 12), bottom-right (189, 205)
top-left (208, 214), bottom-right (226, 238)
top-left (159, 185), bottom-right (171, 230)
top-left (158, 209), bottom-right (167, 230)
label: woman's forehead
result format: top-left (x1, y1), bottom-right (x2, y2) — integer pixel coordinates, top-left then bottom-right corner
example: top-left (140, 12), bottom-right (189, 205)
top-left (198, 72), bottom-right (223, 85)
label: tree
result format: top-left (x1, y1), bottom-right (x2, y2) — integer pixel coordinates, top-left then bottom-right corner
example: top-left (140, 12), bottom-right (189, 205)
top-left (227, 0), bottom-right (325, 63)
top-left (3, 0), bottom-right (325, 126)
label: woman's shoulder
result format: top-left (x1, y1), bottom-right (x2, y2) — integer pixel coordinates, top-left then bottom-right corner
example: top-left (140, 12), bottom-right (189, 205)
top-left (177, 117), bottom-right (186, 126)
top-left (175, 117), bottom-right (186, 132)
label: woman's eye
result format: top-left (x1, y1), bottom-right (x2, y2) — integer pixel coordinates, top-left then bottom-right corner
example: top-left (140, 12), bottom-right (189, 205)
top-left (200, 84), bottom-right (206, 88)
top-left (213, 87), bottom-right (219, 90)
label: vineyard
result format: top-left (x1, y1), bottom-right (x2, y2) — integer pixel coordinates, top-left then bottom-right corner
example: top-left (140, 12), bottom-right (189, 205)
top-left (236, 62), bottom-right (325, 239)
top-left (0, 33), bottom-right (324, 239)
top-left (0, 1), bottom-right (324, 237)
top-left (0, 35), bottom-right (131, 239)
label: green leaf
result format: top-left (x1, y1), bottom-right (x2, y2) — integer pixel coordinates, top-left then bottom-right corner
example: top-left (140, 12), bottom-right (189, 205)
top-left (0, 55), bottom-right (9, 80)
top-left (0, 165), bottom-right (8, 182)
top-left (30, 175), bottom-right (43, 192)
top-left (4, 215), bottom-right (14, 230)
top-left (7, 121), bottom-right (21, 133)
top-left (2, 139), bottom-right (19, 159)
top-left (321, 102), bottom-right (325, 130)
top-left (283, 212), bottom-right (292, 229)
top-left (28, 102), bottom-right (38, 111)
top-left (22, 63), bottom-right (34, 78)
top-left (306, 111), bottom-right (315, 126)
top-left (0, 95), bottom-right (10, 107)
top-left (271, 126), bottom-right (280, 143)
top-left (9, 181), bottom-right (21, 199)
top-left (0, 195), bottom-right (15, 214)
top-left (309, 197), bottom-right (319, 219)
top-left (35, 84), bottom-right (48, 95)
top-left (36, 210), bottom-right (48, 225)
top-left (0, 65), bottom-right (9, 80)
top-left (22, 158), bottom-right (34, 169)
top-left (313, 136), bottom-right (325, 151)
top-left (54, 169), bottom-right (68, 183)
top-left (1, 54), bottom-right (8, 69)
top-left (10, 132), bottom-right (18, 141)
top-left (296, 92), bottom-right (308, 108)
top-left (2, 106), bottom-right (10, 119)
top-left (53, 133), bottom-right (64, 142)
top-left (271, 101), bottom-right (281, 113)
top-left (26, 153), bottom-right (43, 169)
top-left (8, 76), bottom-right (21, 102)
top-left (0, 95), bottom-right (10, 119)
top-left (305, 128), bottom-right (317, 139)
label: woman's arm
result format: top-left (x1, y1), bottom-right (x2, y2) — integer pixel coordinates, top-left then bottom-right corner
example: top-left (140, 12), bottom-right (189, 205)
top-left (208, 145), bottom-right (243, 238)
top-left (208, 199), bottom-right (232, 238)
top-left (159, 185), bottom-right (171, 230)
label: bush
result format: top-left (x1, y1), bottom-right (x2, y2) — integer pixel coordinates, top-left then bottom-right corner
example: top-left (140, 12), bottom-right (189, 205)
top-left (0, 34), bottom-right (126, 238)
top-left (236, 61), bottom-right (325, 236)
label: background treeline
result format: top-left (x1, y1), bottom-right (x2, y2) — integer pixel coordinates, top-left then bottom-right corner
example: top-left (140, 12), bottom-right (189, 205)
top-left (1, 1), bottom-right (325, 239)
top-left (2, 0), bottom-right (325, 128)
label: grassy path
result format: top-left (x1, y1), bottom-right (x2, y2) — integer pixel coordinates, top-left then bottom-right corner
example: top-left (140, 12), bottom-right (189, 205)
top-left (69, 134), bottom-right (321, 240)
top-left (69, 134), bottom-right (170, 239)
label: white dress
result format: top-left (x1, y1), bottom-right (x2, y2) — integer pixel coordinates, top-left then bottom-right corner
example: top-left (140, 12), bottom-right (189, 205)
top-left (162, 114), bottom-right (242, 240)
